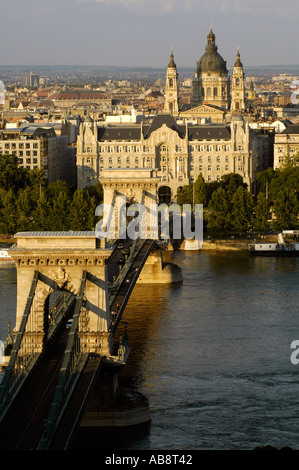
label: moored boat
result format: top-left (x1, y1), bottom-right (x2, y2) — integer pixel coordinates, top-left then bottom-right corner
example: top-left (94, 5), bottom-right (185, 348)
top-left (0, 248), bottom-right (14, 263)
top-left (248, 232), bottom-right (299, 256)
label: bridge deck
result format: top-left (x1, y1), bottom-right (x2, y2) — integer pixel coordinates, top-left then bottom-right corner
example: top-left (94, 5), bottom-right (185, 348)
top-left (0, 327), bottom-right (69, 450)
top-left (0, 237), bottom-right (156, 449)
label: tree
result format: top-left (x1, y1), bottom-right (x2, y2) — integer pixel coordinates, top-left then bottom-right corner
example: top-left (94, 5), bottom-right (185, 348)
top-left (32, 193), bottom-right (52, 231)
top-left (254, 192), bottom-right (271, 234)
top-left (256, 167), bottom-right (276, 197)
top-left (49, 190), bottom-right (71, 231)
top-left (84, 182), bottom-right (103, 206)
top-left (0, 189), bottom-right (17, 234)
top-left (207, 187), bottom-right (231, 236)
top-left (46, 180), bottom-right (70, 201)
top-left (194, 174), bottom-right (207, 206)
top-left (220, 173), bottom-right (247, 195)
top-left (68, 189), bottom-right (96, 231)
top-left (176, 185), bottom-right (193, 205)
top-left (269, 167), bottom-right (299, 202)
top-left (0, 154), bottom-right (25, 191)
top-left (273, 189), bottom-right (299, 231)
top-left (16, 188), bottom-right (36, 232)
top-left (230, 186), bottom-right (254, 234)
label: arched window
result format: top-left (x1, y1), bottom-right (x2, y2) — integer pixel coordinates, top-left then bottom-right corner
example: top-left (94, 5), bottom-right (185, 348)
top-left (213, 87), bottom-right (218, 97)
top-left (207, 87), bottom-right (211, 97)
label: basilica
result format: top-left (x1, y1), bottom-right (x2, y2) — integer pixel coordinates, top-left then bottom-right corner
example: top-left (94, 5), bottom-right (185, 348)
top-left (164, 25), bottom-right (245, 120)
top-left (76, 27), bottom-right (270, 202)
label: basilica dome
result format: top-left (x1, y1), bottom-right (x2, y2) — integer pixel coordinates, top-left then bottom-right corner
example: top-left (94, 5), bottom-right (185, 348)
top-left (196, 26), bottom-right (228, 75)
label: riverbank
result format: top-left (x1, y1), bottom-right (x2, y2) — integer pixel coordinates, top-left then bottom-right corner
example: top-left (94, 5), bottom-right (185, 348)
top-left (177, 234), bottom-right (278, 252)
top-left (0, 235), bottom-right (15, 244)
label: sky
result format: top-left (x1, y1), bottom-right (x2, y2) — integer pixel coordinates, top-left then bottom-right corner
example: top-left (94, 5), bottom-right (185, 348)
top-left (0, 0), bottom-right (299, 69)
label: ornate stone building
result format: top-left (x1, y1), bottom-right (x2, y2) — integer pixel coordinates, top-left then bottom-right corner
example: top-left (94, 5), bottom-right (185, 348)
top-left (76, 28), bottom-right (267, 200)
top-left (273, 124), bottom-right (299, 168)
top-left (77, 113), bottom-right (269, 199)
top-left (231, 47), bottom-right (246, 113)
top-left (164, 49), bottom-right (179, 117)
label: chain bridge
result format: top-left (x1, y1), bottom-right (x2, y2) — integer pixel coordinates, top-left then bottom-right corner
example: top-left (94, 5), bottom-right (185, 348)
top-left (0, 170), bottom-right (184, 449)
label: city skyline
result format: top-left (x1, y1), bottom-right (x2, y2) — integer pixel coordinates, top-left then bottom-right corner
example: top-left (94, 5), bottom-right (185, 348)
top-left (1, 0), bottom-right (299, 69)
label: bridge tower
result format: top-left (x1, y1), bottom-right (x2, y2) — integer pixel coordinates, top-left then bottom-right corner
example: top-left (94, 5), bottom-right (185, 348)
top-left (99, 168), bottom-right (160, 241)
top-left (10, 231), bottom-right (111, 357)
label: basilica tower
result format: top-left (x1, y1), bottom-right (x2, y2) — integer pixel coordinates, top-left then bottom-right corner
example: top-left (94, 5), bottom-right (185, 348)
top-left (231, 47), bottom-right (245, 113)
top-left (164, 49), bottom-right (179, 117)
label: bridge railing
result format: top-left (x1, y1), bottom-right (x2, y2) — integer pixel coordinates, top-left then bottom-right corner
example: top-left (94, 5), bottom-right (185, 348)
top-left (46, 291), bottom-right (76, 342)
top-left (0, 272), bottom-right (77, 422)
top-left (108, 239), bottom-right (156, 354)
top-left (0, 271), bottom-right (39, 419)
top-left (38, 272), bottom-right (89, 450)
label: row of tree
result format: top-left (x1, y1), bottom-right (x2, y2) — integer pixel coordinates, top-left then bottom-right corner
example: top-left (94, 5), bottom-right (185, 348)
top-left (0, 154), bottom-right (103, 235)
top-left (176, 167), bottom-right (299, 236)
top-left (0, 153), bottom-right (298, 237)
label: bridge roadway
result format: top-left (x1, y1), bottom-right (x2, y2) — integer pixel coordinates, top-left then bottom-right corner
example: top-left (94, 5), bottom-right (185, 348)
top-left (0, 237), bottom-right (155, 450)
top-left (0, 323), bottom-right (72, 449)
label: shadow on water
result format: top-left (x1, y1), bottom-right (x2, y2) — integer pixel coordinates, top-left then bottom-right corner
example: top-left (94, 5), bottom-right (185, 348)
top-left (74, 422), bottom-right (152, 450)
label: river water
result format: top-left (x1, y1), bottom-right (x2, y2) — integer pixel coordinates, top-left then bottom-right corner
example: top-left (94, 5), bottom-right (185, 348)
top-left (1, 250), bottom-right (299, 450)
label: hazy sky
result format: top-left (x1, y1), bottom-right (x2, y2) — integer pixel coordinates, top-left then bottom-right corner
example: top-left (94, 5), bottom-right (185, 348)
top-left (1, 0), bottom-right (298, 69)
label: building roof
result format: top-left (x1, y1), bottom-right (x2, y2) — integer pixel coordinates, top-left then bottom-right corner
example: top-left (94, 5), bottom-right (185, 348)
top-left (14, 231), bottom-right (96, 237)
top-left (281, 124), bottom-right (299, 135)
top-left (196, 26), bottom-right (228, 75)
top-left (48, 90), bottom-right (107, 101)
top-left (143, 114), bottom-right (185, 139)
top-left (96, 114), bottom-right (232, 142)
top-left (98, 125), bottom-right (142, 141)
top-left (188, 124), bottom-right (231, 140)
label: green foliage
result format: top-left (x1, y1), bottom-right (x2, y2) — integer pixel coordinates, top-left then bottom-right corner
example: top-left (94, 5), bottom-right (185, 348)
top-left (0, 154), bottom-right (26, 192)
top-left (230, 186), bottom-right (254, 234)
top-left (254, 192), bottom-right (271, 234)
top-left (0, 156), bottom-right (104, 235)
top-left (176, 185), bottom-right (193, 205)
top-left (207, 187), bottom-right (232, 236)
top-left (272, 189), bottom-right (299, 231)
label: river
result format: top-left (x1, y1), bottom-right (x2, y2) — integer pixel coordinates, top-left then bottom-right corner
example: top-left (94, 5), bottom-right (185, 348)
top-left (1, 250), bottom-right (299, 450)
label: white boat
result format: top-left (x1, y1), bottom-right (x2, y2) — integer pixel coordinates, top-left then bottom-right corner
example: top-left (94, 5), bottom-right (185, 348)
top-left (248, 232), bottom-right (299, 257)
top-left (0, 248), bottom-right (13, 263)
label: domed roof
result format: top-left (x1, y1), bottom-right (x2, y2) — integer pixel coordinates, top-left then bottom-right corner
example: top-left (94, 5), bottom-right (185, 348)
top-left (168, 49), bottom-right (176, 69)
top-left (196, 26), bottom-right (228, 75)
